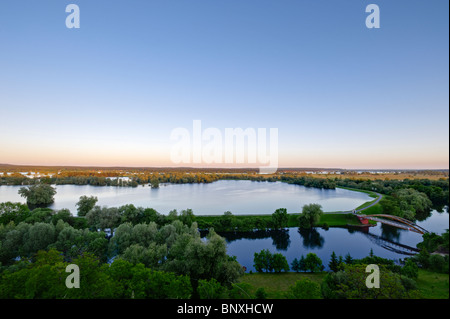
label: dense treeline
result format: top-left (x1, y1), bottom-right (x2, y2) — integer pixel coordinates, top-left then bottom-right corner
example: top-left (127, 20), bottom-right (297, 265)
top-left (0, 172), bottom-right (337, 189)
top-left (0, 172), bottom-right (221, 187)
top-left (0, 209), bottom-right (244, 298)
top-left (336, 178), bottom-right (449, 208)
top-left (0, 249), bottom-right (193, 299)
top-left (2, 172), bottom-right (447, 212)
top-left (1, 198), bottom-right (448, 299)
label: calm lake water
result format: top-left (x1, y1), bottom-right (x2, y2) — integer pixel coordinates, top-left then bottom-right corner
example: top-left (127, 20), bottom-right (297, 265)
top-left (0, 180), bottom-right (372, 216)
top-left (1, 180), bottom-right (448, 271)
top-left (223, 209), bottom-right (448, 271)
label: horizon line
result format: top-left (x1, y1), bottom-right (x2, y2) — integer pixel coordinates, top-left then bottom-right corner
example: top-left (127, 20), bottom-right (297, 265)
top-left (0, 163), bottom-right (448, 172)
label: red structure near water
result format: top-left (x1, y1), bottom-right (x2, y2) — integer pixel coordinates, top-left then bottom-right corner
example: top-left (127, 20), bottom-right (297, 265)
top-left (357, 216), bottom-right (370, 225)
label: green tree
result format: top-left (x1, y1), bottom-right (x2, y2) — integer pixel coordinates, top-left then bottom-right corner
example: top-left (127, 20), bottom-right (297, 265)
top-left (131, 222), bottom-right (158, 247)
top-left (75, 196), bottom-right (98, 217)
top-left (271, 208), bottom-right (288, 229)
top-left (18, 184), bottom-right (57, 207)
top-left (417, 231), bottom-right (448, 253)
top-left (54, 224), bottom-right (82, 256)
top-left (109, 222), bottom-right (133, 254)
top-left (253, 249), bottom-right (273, 273)
top-left (197, 278), bottom-right (227, 299)
top-left (324, 264), bottom-right (420, 299)
top-left (415, 248), bottom-right (431, 268)
top-left (429, 254), bottom-right (447, 273)
top-left (321, 271), bottom-right (348, 299)
top-left (121, 243), bottom-right (167, 268)
top-left (150, 176), bottom-right (160, 188)
top-left (291, 258), bottom-right (300, 272)
top-left (401, 258), bottom-right (419, 279)
top-left (0, 202), bottom-right (30, 225)
top-left (254, 287), bottom-right (268, 299)
top-left (22, 222), bottom-right (56, 256)
top-left (167, 209), bottom-right (179, 223)
top-left (380, 197), bottom-right (402, 216)
top-left (65, 252), bottom-right (117, 298)
top-left (218, 211), bottom-right (235, 232)
top-left (338, 255), bottom-right (344, 271)
top-left (86, 206), bottom-right (120, 231)
top-left (393, 188), bottom-right (432, 220)
top-left (164, 229), bottom-right (243, 297)
top-left (104, 258), bottom-right (193, 299)
top-left (24, 208), bottom-right (54, 224)
top-left (271, 253), bottom-right (290, 273)
top-left (303, 253), bottom-right (323, 273)
top-left (0, 222), bottom-right (30, 265)
top-left (286, 279), bottom-right (321, 299)
top-left (299, 203), bottom-right (323, 228)
top-left (0, 249), bottom-right (117, 299)
top-left (298, 255), bottom-right (307, 272)
top-left (344, 253), bottom-right (353, 265)
top-left (0, 249), bottom-right (67, 298)
top-left (140, 208), bottom-right (161, 225)
top-left (118, 204), bottom-right (140, 224)
top-left (51, 209), bottom-right (73, 226)
top-left (328, 251), bottom-right (340, 272)
top-left (179, 209), bottom-right (195, 227)
top-left (254, 250), bottom-right (288, 273)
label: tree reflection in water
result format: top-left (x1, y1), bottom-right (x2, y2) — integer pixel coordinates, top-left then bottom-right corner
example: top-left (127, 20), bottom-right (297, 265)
top-left (297, 228), bottom-right (324, 249)
top-left (217, 228), bottom-right (325, 250)
top-left (217, 229), bottom-right (291, 250)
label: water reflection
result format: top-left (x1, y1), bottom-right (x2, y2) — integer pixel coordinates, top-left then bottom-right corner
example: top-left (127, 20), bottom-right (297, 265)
top-left (223, 209), bottom-right (448, 272)
top-left (219, 228), bottom-right (330, 251)
top-left (362, 231), bottom-right (419, 256)
top-left (415, 209), bottom-right (433, 222)
top-left (297, 228), bottom-right (325, 249)
top-left (218, 229), bottom-right (292, 251)
top-left (271, 230), bottom-right (291, 250)
top-left (380, 223), bottom-right (402, 242)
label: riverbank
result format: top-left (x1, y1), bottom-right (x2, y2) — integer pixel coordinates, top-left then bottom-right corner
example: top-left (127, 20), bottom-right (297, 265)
top-left (195, 212), bottom-right (371, 231)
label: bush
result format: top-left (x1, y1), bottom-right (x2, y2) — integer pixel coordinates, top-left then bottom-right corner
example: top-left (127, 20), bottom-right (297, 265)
top-left (254, 287), bottom-right (267, 299)
top-left (286, 279), bottom-right (321, 299)
top-left (400, 276), bottom-right (418, 291)
top-left (429, 254), bottom-right (447, 273)
top-left (198, 278), bottom-right (227, 299)
top-left (401, 258), bottom-right (419, 279)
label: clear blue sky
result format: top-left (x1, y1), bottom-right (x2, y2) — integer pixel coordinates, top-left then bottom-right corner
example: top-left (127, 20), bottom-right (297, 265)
top-left (0, 0), bottom-right (448, 169)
